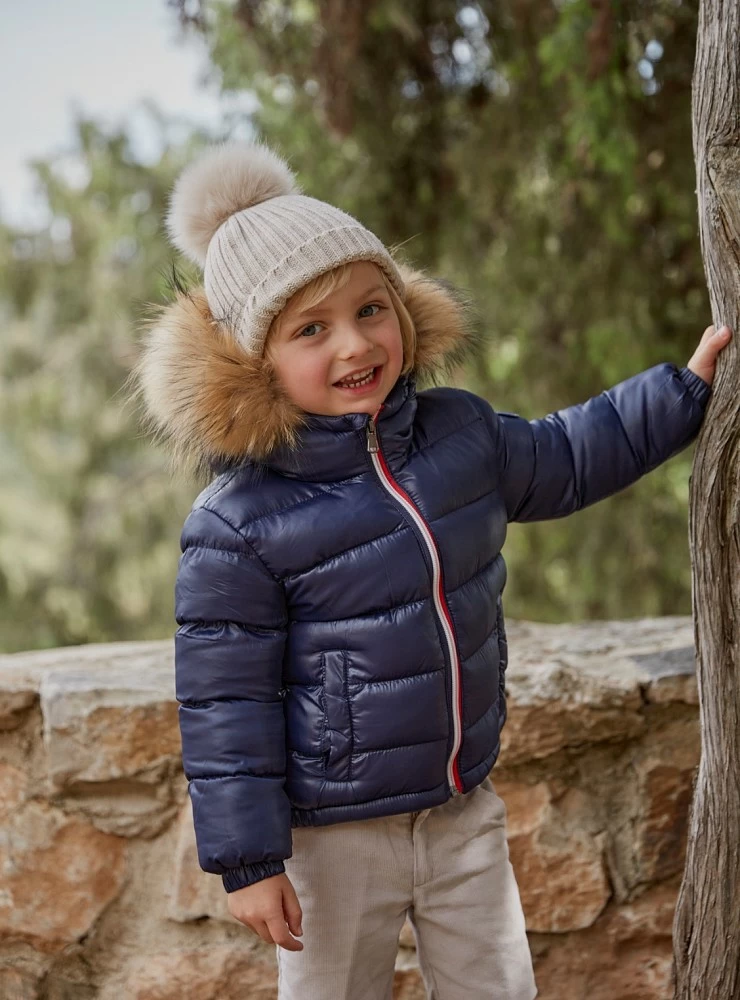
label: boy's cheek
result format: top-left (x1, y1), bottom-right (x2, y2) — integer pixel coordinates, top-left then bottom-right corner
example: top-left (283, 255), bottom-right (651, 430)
top-left (383, 327), bottom-right (405, 379)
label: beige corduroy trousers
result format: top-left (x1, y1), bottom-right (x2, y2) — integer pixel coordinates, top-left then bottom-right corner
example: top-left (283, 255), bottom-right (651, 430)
top-left (277, 776), bottom-right (538, 1000)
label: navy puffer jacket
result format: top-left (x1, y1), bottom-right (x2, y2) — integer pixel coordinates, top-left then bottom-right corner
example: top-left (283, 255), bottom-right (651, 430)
top-left (141, 268), bottom-right (711, 893)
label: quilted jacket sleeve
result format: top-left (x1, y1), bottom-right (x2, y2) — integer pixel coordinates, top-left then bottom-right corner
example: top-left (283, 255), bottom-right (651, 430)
top-left (479, 363), bottom-right (711, 523)
top-left (174, 506), bottom-right (292, 893)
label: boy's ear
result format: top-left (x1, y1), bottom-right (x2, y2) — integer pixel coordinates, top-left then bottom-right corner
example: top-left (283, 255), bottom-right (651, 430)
top-left (396, 263), bottom-right (479, 381)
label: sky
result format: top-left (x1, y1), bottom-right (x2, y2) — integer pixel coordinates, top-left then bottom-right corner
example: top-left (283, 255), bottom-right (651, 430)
top-left (0, 0), bottom-right (247, 229)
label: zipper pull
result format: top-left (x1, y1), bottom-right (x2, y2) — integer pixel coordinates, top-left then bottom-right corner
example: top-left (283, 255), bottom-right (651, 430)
top-left (366, 419), bottom-right (379, 453)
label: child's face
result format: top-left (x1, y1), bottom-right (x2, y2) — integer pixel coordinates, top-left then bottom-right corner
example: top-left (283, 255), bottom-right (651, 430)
top-left (265, 262), bottom-right (404, 416)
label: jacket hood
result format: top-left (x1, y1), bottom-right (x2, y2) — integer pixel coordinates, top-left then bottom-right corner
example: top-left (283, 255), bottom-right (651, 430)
top-left (131, 262), bottom-right (478, 483)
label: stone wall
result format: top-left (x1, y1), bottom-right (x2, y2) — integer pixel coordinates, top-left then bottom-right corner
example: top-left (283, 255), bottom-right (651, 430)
top-left (0, 617), bottom-right (700, 999)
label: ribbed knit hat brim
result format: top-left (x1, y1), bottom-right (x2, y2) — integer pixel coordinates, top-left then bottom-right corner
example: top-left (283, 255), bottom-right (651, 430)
top-left (166, 142), bottom-right (405, 355)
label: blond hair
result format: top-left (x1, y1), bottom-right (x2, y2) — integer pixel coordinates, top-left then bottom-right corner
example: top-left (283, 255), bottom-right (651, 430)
top-left (265, 262), bottom-right (416, 374)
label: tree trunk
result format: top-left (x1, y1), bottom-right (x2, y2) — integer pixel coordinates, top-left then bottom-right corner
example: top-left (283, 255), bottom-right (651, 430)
top-left (672, 3), bottom-right (740, 997)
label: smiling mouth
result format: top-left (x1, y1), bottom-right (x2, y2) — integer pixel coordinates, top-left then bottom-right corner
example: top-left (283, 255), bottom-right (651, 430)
top-left (333, 365), bottom-right (383, 390)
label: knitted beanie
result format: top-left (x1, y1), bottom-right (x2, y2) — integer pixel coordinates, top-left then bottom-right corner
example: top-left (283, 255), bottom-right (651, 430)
top-left (165, 141), bottom-right (406, 356)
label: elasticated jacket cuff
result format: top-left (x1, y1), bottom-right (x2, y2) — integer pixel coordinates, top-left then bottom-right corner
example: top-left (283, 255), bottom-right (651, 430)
top-left (222, 859), bottom-right (286, 893)
top-left (677, 365), bottom-right (712, 406)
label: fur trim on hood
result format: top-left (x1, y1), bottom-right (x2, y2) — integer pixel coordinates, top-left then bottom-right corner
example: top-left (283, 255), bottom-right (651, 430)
top-left (130, 262), bottom-right (479, 483)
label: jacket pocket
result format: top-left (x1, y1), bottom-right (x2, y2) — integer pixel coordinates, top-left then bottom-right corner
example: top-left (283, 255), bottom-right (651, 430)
top-left (321, 650), bottom-right (354, 781)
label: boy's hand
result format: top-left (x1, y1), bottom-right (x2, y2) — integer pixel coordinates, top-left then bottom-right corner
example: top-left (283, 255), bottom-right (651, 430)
top-left (227, 872), bottom-right (304, 951)
top-left (687, 324), bottom-right (732, 386)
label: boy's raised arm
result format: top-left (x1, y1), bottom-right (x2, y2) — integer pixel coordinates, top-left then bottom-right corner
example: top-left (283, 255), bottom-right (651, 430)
top-left (175, 507), bottom-right (292, 892)
top-left (478, 362), bottom-right (711, 523)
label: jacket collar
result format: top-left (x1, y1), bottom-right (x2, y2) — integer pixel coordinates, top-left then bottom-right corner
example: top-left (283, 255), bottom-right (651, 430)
top-left (261, 371), bottom-right (417, 481)
top-left (134, 263), bottom-right (476, 486)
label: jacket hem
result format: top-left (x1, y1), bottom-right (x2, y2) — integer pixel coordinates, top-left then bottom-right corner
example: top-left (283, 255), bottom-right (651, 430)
top-left (289, 741), bottom-right (504, 828)
top-left (291, 782), bottom-right (451, 827)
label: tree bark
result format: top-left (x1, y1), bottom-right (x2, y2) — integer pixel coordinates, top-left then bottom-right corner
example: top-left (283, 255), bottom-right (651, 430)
top-left (672, 2), bottom-right (740, 997)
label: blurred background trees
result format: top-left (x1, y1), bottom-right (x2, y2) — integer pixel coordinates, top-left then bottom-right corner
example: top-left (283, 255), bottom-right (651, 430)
top-left (0, 0), bottom-right (707, 652)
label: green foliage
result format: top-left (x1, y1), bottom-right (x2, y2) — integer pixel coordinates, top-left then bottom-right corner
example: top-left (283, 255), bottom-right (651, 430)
top-left (0, 114), bottom-right (206, 651)
top-left (185, 0), bottom-right (705, 622)
top-left (0, 0), bottom-right (709, 651)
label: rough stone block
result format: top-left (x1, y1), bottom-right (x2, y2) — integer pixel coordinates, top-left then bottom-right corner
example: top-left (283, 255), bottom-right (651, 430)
top-left (633, 735), bottom-right (699, 883)
top-left (0, 802), bottom-right (126, 952)
top-left (167, 799), bottom-right (232, 923)
top-left (501, 617), bottom-right (697, 765)
top-left (496, 779), bottom-right (611, 932)
top-left (531, 881), bottom-right (677, 1000)
top-left (41, 663), bottom-right (179, 787)
top-left (114, 947), bottom-right (277, 1000)
top-left (0, 658), bottom-right (43, 730)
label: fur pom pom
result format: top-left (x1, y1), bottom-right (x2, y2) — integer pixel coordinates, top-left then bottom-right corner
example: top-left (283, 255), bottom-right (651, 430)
top-left (166, 141), bottom-right (300, 265)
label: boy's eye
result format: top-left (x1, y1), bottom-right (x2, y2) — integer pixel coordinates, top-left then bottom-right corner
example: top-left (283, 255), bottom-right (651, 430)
top-left (359, 303), bottom-right (382, 318)
top-left (296, 303), bottom-right (383, 338)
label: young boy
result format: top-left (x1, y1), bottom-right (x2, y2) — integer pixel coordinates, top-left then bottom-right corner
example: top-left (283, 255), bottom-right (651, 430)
top-left (135, 140), bottom-right (730, 999)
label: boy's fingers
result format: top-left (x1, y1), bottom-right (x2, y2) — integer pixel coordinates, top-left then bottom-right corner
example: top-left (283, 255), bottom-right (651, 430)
top-left (705, 324), bottom-right (732, 344)
top-left (282, 882), bottom-right (303, 936)
top-left (692, 326), bottom-right (731, 372)
top-left (284, 907), bottom-right (303, 936)
top-left (706, 328), bottom-right (732, 358)
top-left (266, 913), bottom-right (304, 951)
top-left (252, 919), bottom-right (274, 945)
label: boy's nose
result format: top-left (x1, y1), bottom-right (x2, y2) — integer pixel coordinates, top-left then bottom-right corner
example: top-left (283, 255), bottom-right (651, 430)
top-left (336, 323), bottom-right (376, 357)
